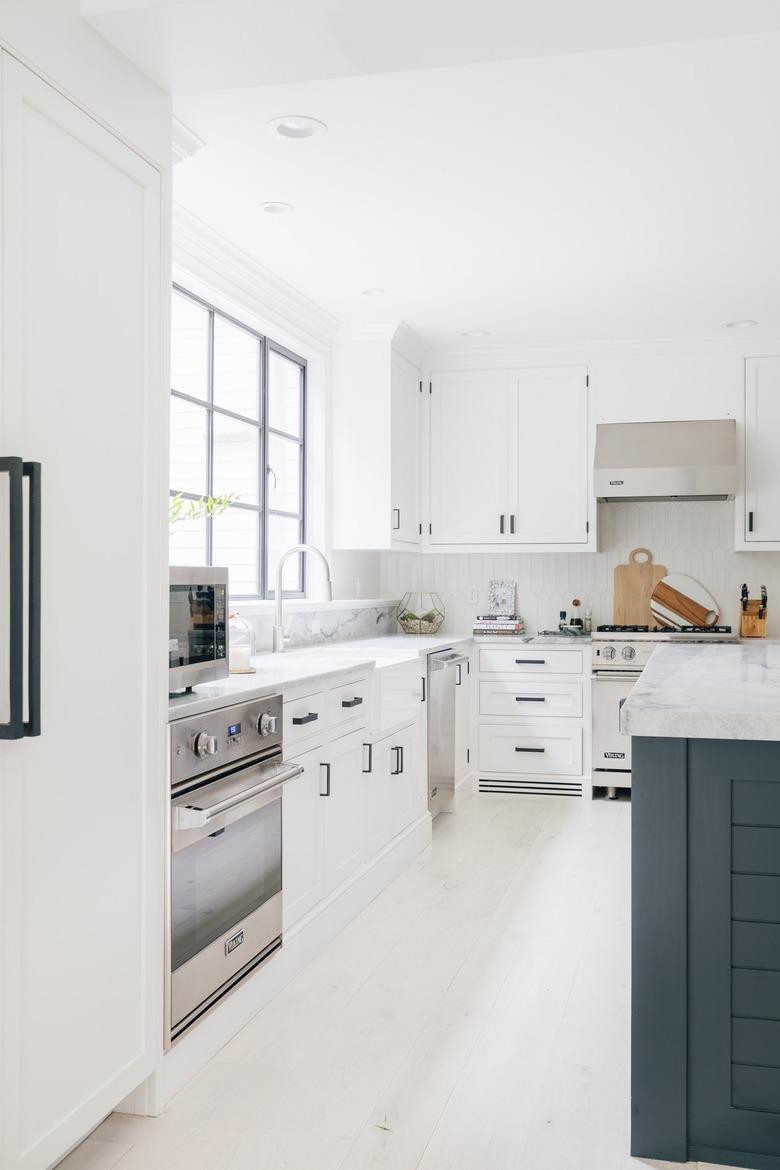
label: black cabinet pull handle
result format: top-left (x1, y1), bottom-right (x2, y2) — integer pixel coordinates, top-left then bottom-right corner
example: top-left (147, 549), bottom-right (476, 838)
top-left (400, 745), bottom-right (404, 774)
top-left (0, 458), bottom-right (41, 740)
top-left (342, 696), bottom-right (363, 708)
top-left (362, 743), bottom-right (373, 773)
top-left (421, 676), bottom-right (426, 702)
top-left (320, 762), bottom-right (331, 796)
top-left (515, 659), bottom-right (546, 665)
top-left (391, 746), bottom-right (402, 775)
top-left (515, 746), bottom-right (546, 753)
top-left (456, 663), bottom-right (462, 686)
top-left (499, 514), bottom-right (505, 535)
top-left (510, 514), bottom-right (515, 535)
top-left (392, 507), bottom-right (400, 530)
top-left (293, 712), bottom-right (318, 725)
top-left (749, 510), bottom-right (755, 533)
top-left (515, 696), bottom-right (546, 702)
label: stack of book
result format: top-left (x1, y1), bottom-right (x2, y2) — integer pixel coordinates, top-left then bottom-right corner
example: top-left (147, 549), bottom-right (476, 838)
top-left (472, 614), bottom-right (525, 636)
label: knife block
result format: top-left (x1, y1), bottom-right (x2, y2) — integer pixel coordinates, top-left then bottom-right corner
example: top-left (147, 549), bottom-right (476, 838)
top-left (740, 600), bottom-right (767, 638)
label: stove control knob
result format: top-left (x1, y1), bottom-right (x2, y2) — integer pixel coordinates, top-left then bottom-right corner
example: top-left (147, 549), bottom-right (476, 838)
top-left (621, 646), bottom-right (637, 661)
top-left (194, 732), bottom-right (218, 759)
top-left (602, 645), bottom-right (617, 660)
top-left (258, 712), bottom-right (278, 737)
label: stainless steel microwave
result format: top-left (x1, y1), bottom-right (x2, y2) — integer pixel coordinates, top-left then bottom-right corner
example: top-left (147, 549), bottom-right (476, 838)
top-left (169, 567), bottom-right (229, 692)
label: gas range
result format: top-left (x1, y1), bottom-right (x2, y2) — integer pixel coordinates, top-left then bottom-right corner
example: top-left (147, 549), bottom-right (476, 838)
top-left (592, 624), bottom-right (738, 670)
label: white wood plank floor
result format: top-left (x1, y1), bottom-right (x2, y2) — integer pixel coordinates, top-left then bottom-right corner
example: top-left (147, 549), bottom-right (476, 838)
top-left (60, 793), bottom-right (734, 1170)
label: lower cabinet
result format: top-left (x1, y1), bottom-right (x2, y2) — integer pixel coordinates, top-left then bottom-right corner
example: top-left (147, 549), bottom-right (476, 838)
top-left (284, 715), bottom-right (427, 932)
top-left (321, 729), bottom-right (367, 896)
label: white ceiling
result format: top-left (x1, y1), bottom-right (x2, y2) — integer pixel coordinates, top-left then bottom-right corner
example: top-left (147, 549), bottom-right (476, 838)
top-left (85, 0), bottom-right (780, 91)
top-left (84, 4), bottom-right (780, 346)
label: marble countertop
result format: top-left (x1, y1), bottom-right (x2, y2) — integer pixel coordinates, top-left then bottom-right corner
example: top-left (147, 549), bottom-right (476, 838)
top-left (169, 632), bottom-right (472, 720)
top-left (621, 641), bottom-right (780, 741)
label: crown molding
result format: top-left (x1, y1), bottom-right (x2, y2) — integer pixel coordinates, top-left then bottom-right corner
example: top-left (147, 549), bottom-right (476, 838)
top-left (173, 205), bottom-right (340, 351)
top-left (334, 320), bottom-right (431, 367)
top-left (172, 117), bottom-right (206, 164)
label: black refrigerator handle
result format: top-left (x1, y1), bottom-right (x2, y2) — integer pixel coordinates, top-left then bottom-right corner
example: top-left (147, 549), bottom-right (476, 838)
top-left (0, 458), bottom-right (41, 741)
top-left (24, 462), bottom-right (41, 737)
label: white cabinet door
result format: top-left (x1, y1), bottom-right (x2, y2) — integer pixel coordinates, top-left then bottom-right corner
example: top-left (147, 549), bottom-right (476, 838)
top-left (0, 55), bottom-right (166, 1170)
top-left (390, 351), bottom-right (420, 546)
top-left (429, 370), bottom-right (510, 544)
top-left (364, 737), bottom-right (393, 858)
top-left (321, 730), bottom-right (366, 895)
top-left (283, 745), bottom-right (325, 930)
top-left (388, 720), bottom-right (425, 838)
top-left (512, 366), bottom-right (589, 544)
top-left (744, 357), bottom-right (780, 543)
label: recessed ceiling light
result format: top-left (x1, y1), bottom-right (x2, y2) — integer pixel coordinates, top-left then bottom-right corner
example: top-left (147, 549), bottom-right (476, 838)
top-left (460, 329), bottom-right (491, 337)
top-left (260, 201), bottom-right (294, 214)
top-left (361, 287), bottom-right (386, 296)
top-left (267, 115), bottom-right (328, 140)
top-left (725, 319), bottom-right (758, 328)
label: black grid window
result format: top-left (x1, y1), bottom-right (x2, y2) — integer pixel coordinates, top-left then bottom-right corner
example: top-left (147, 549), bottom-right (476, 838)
top-left (169, 285), bottom-right (306, 598)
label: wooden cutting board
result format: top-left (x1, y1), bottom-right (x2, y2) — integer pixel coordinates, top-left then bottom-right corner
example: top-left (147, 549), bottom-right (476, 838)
top-left (613, 548), bottom-right (667, 627)
top-left (650, 574), bottom-right (720, 629)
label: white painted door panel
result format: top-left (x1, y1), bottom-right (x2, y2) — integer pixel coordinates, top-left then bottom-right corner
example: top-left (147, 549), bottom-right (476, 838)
top-left (321, 730), bottom-right (366, 895)
top-left (429, 370), bottom-right (510, 543)
top-left (512, 366), bottom-right (589, 544)
top-left (479, 722), bottom-right (583, 776)
top-left (0, 55), bottom-right (166, 1170)
top-left (283, 745), bottom-right (325, 929)
top-left (390, 351), bottom-right (420, 546)
top-left (745, 357), bottom-right (780, 543)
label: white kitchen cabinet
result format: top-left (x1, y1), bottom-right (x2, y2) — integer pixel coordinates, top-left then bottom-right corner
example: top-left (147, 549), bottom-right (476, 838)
top-left (743, 357), bottom-right (780, 547)
top-left (365, 713), bottom-right (426, 854)
top-left (512, 367), bottom-right (589, 544)
top-left (426, 365), bottom-right (592, 551)
top-left (0, 52), bottom-right (167, 1170)
top-left (332, 325), bottom-right (427, 550)
top-left (321, 729), bottom-right (367, 894)
top-left (283, 744), bottom-right (325, 929)
top-left (364, 736), bottom-right (394, 858)
top-left (428, 369), bottom-right (511, 543)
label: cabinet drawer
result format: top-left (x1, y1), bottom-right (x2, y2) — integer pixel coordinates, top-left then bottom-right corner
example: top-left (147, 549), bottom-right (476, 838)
top-left (479, 722), bottom-right (582, 776)
top-left (329, 676), bottom-right (370, 731)
top-left (479, 679), bottom-right (582, 718)
top-left (478, 647), bottom-right (583, 676)
top-left (283, 690), bottom-right (328, 750)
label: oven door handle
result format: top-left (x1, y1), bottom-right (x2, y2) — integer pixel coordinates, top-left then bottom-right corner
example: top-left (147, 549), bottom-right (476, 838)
top-left (172, 760), bottom-right (303, 838)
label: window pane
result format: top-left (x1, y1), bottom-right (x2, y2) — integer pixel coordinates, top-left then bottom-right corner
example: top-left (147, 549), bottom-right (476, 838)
top-left (169, 511), bottom-right (206, 567)
top-left (214, 316), bottom-right (260, 420)
top-left (268, 350), bottom-right (303, 437)
top-left (213, 414), bottom-right (259, 505)
top-left (267, 434), bottom-right (301, 515)
top-left (170, 397), bottom-right (208, 496)
top-left (213, 507), bottom-right (259, 596)
top-left (267, 513), bottom-right (302, 594)
top-left (171, 291), bottom-right (209, 401)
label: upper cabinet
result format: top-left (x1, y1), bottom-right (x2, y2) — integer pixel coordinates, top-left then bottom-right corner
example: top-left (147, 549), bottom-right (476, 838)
top-left (742, 357), bottom-right (780, 548)
top-left (332, 325), bottom-right (426, 551)
top-left (426, 365), bottom-right (593, 551)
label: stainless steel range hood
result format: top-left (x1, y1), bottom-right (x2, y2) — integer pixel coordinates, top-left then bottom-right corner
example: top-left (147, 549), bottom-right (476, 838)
top-left (594, 419), bottom-right (736, 502)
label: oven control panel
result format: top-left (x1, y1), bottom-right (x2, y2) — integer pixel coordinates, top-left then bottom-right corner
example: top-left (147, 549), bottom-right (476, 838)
top-left (170, 694), bottom-right (284, 787)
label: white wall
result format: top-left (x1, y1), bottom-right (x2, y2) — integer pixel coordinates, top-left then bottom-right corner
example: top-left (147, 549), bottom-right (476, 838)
top-left (382, 338), bottom-right (780, 635)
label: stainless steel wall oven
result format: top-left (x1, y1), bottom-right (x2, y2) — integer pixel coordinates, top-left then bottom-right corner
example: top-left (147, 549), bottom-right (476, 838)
top-left (166, 694), bottom-right (301, 1045)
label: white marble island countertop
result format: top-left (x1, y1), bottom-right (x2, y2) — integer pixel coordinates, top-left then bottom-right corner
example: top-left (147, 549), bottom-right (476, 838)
top-left (621, 641), bottom-right (780, 741)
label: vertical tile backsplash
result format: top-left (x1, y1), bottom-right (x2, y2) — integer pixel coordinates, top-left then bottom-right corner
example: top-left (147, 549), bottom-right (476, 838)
top-left (381, 502), bottom-right (780, 636)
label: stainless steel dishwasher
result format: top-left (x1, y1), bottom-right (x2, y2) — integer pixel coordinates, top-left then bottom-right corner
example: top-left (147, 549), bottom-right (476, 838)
top-left (427, 650), bottom-right (470, 817)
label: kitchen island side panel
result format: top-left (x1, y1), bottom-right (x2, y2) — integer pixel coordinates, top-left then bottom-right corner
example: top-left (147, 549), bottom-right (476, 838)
top-left (631, 735), bottom-right (689, 1162)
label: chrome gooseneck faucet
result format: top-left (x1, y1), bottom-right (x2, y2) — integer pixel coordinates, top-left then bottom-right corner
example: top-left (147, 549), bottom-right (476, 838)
top-left (273, 543), bottom-right (334, 652)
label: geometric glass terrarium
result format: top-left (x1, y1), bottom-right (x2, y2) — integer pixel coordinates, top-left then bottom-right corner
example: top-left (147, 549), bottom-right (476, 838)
top-left (396, 591), bottom-right (445, 635)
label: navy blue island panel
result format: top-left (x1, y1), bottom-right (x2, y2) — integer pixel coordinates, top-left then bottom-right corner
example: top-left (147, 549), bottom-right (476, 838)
top-left (633, 736), bottom-right (780, 1170)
